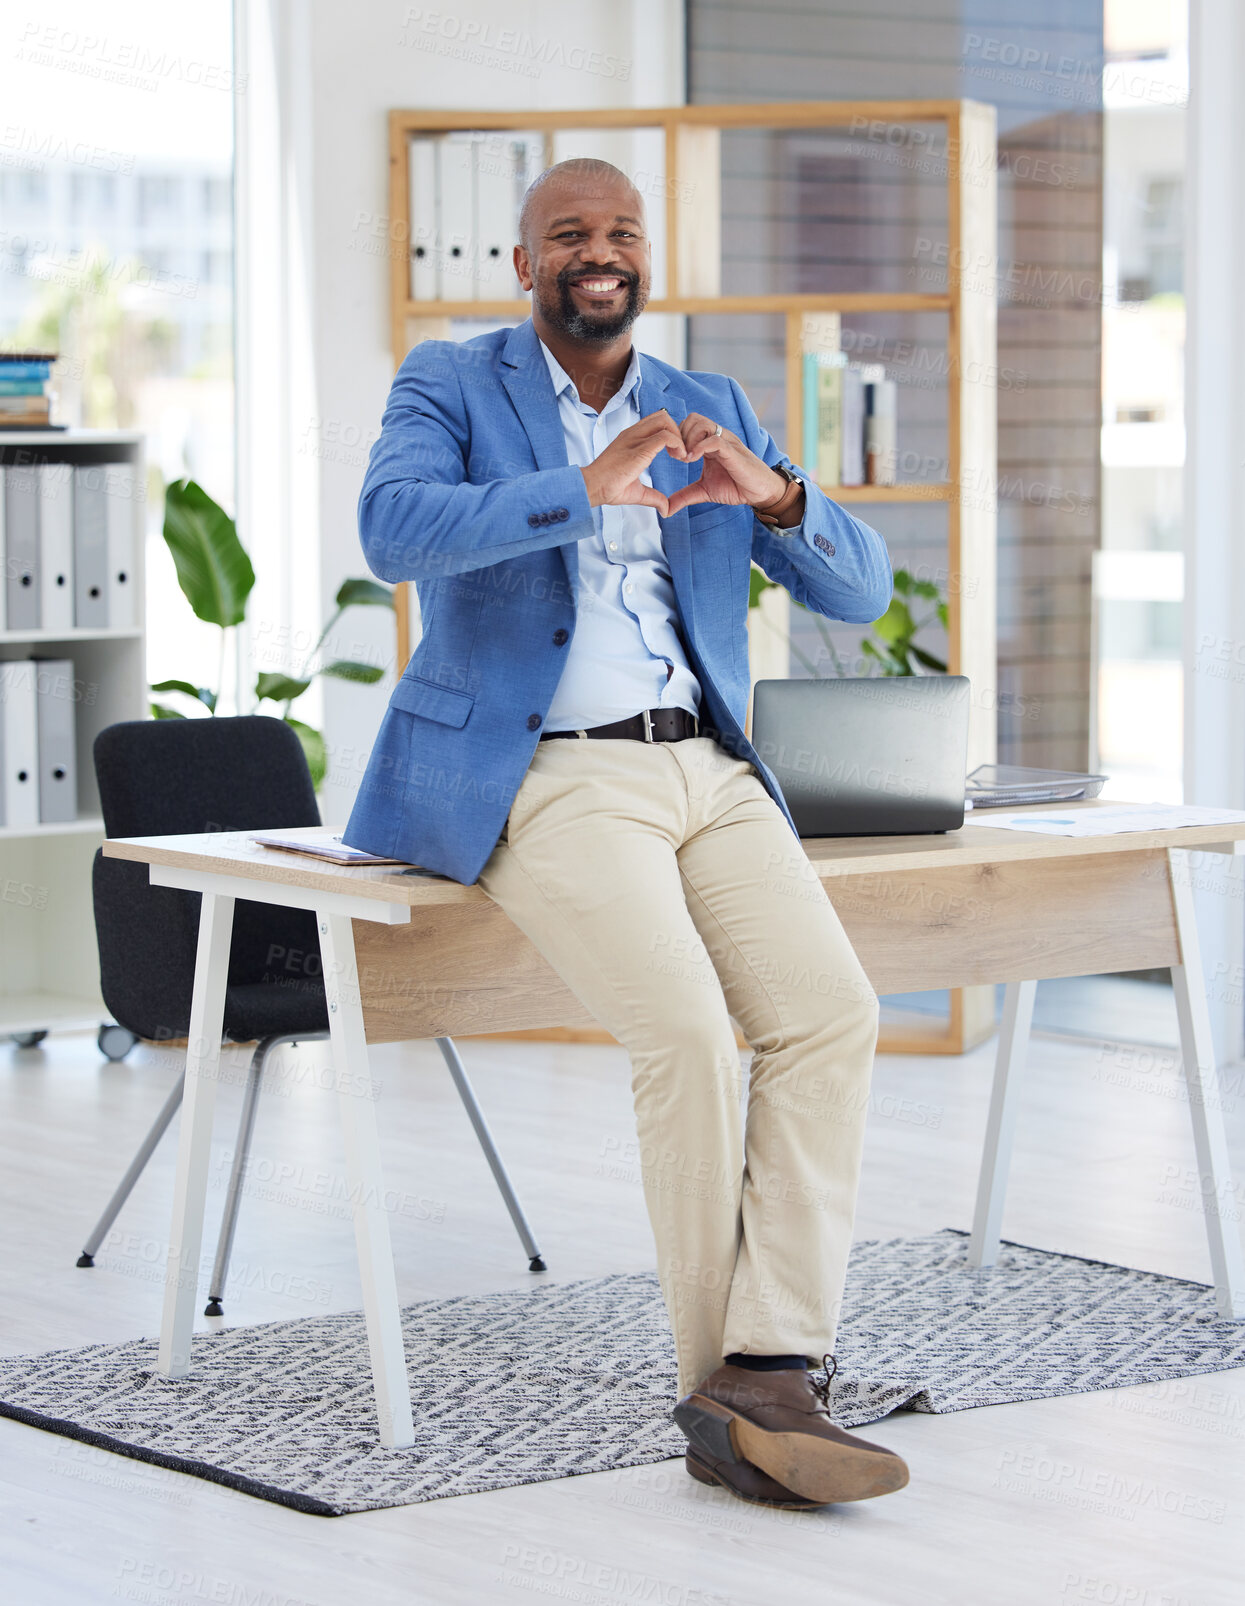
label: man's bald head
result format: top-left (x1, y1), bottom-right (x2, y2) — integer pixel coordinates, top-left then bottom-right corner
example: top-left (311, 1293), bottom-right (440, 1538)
top-left (518, 158), bottom-right (646, 255)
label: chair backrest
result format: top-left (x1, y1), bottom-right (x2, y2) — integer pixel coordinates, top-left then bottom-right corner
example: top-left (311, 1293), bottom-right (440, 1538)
top-left (94, 715), bottom-right (320, 838)
top-left (93, 716), bottom-right (323, 1040)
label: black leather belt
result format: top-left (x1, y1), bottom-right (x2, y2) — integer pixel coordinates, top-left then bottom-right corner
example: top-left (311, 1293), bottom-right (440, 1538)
top-left (540, 708), bottom-right (700, 743)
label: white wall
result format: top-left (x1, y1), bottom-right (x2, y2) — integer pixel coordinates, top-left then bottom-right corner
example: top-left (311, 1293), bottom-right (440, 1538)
top-left (235, 0), bottom-right (685, 826)
top-left (1184, 0), bottom-right (1245, 1064)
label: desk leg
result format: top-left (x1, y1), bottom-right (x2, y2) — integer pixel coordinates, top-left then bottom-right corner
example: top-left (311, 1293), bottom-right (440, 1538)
top-left (159, 891), bottom-right (234, 1378)
top-left (318, 911), bottom-right (416, 1449)
top-left (967, 979), bottom-right (1037, 1268)
top-left (1168, 851), bottom-right (1245, 1319)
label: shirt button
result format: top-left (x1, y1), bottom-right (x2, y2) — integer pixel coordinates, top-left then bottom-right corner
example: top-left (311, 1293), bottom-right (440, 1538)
top-left (552, 628), bottom-right (569, 646)
top-left (608, 541), bottom-right (618, 551)
top-left (624, 583), bottom-right (634, 594)
top-left (526, 713), bottom-right (542, 731)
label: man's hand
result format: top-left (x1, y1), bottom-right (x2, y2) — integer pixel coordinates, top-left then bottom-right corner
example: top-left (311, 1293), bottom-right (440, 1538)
top-left (665, 414), bottom-right (797, 519)
top-left (580, 410), bottom-right (687, 516)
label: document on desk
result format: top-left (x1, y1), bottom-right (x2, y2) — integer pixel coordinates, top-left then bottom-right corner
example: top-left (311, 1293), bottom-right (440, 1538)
top-left (250, 830), bottom-right (409, 865)
top-left (970, 803), bottom-right (1245, 837)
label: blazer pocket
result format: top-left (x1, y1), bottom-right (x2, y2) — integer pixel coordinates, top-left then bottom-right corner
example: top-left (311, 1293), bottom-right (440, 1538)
top-left (389, 675), bottom-right (475, 728)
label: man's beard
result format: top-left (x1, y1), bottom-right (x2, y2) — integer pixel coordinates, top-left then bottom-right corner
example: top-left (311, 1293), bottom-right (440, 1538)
top-left (536, 262), bottom-right (647, 344)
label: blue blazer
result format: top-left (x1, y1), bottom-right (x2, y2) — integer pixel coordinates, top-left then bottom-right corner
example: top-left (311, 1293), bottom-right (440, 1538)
top-left (344, 319), bottom-right (892, 884)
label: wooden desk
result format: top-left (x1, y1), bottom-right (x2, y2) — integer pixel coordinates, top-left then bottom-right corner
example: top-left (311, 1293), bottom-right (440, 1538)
top-left (105, 802), bottom-right (1245, 1446)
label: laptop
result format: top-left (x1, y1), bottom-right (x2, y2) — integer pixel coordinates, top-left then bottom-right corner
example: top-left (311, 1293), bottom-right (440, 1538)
top-left (750, 676), bottom-right (971, 836)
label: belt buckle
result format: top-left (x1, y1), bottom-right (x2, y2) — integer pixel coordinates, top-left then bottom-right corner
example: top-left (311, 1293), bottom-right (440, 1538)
top-left (641, 708), bottom-right (654, 743)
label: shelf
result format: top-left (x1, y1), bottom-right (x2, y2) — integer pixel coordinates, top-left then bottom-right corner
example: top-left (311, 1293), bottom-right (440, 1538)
top-left (392, 100), bottom-right (965, 134)
top-left (0, 990), bottom-right (105, 1036)
top-left (402, 293), bottom-right (952, 320)
top-left (0, 814), bottom-right (104, 841)
top-left (827, 484), bottom-right (953, 503)
top-left (0, 628), bottom-right (143, 645)
top-left (0, 429), bottom-right (143, 446)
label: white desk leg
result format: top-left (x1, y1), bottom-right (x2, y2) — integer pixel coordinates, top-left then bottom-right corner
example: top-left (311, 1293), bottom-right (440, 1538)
top-left (1168, 851), bottom-right (1245, 1318)
top-left (967, 979), bottom-right (1038, 1268)
top-left (318, 911), bottom-right (415, 1449)
top-left (159, 891), bottom-right (234, 1378)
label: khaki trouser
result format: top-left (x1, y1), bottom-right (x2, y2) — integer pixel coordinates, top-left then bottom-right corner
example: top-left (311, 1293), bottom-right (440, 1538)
top-left (477, 736), bottom-right (879, 1395)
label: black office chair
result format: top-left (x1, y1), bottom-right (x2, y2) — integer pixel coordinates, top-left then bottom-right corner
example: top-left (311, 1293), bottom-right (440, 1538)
top-left (81, 715), bottom-right (544, 1313)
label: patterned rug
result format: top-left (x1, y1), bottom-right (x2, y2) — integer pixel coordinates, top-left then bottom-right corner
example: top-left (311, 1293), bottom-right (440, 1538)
top-left (2, 1229), bottom-right (1243, 1516)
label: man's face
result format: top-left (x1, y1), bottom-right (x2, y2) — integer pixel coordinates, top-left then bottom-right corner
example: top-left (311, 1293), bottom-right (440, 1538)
top-left (515, 175), bottom-right (651, 345)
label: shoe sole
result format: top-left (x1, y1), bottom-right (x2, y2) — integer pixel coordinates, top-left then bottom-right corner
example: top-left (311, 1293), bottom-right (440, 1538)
top-left (685, 1449), bottom-right (824, 1511)
top-left (674, 1394), bottom-right (909, 1505)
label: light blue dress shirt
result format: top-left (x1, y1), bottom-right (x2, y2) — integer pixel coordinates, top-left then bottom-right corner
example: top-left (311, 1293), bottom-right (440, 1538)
top-left (539, 338), bottom-right (813, 733)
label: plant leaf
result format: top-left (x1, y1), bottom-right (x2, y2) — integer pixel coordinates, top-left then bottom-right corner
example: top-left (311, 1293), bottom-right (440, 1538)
top-left (162, 478), bottom-right (255, 628)
top-left (891, 568), bottom-right (913, 596)
top-left (151, 678), bottom-right (215, 711)
top-left (870, 598), bottom-right (915, 645)
top-left (151, 678), bottom-right (205, 699)
top-left (320, 659), bottom-right (385, 685)
top-left (749, 568), bottom-right (778, 609)
top-left (910, 578), bottom-right (941, 600)
top-left (284, 717), bottom-right (327, 789)
top-left (335, 577), bottom-right (393, 610)
top-left (255, 672), bottom-right (312, 703)
top-left (937, 601), bottom-right (949, 629)
top-left (150, 702), bottom-right (186, 719)
top-left (910, 645), bottom-right (949, 672)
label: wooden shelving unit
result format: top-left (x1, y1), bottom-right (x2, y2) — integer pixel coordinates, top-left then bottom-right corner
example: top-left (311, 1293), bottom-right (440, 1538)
top-left (385, 100), bottom-right (998, 1055)
top-left (0, 430), bottom-right (147, 1041)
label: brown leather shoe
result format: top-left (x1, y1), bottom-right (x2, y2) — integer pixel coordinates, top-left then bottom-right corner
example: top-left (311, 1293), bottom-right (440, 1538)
top-left (674, 1357), bottom-right (909, 1505)
top-left (685, 1447), bottom-right (827, 1510)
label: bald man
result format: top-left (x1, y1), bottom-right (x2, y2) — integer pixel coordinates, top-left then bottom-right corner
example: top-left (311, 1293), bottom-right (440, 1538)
top-left (346, 159), bottom-right (906, 1511)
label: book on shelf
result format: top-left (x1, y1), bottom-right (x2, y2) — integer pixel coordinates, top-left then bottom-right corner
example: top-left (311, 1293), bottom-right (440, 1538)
top-left (799, 342), bottom-right (899, 491)
top-left (0, 351), bottom-right (55, 428)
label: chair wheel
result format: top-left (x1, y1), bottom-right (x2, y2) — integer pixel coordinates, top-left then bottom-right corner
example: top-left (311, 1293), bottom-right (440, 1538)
top-left (98, 1023), bottom-right (139, 1061)
top-left (11, 1030), bottom-right (47, 1049)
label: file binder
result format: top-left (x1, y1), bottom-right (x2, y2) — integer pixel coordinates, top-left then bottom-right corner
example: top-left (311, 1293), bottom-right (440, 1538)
top-left (73, 464), bottom-right (109, 628)
top-left (437, 137), bottom-right (476, 302)
top-left (38, 461), bottom-right (75, 631)
top-left (104, 462), bottom-right (136, 628)
top-left (408, 137), bottom-right (438, 300)
top-left (0, 660), bottom-right (39, 829)
top-left (34, 657), bottom-right (76, 823)
top-left (4, 464), bottom-right (41, 630)
top-left (474, 138), bottom-right (518, 299)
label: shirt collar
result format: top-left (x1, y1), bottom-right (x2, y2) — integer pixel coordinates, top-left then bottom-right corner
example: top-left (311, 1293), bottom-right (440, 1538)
top-left (539, 338), bottom-right (642, 413)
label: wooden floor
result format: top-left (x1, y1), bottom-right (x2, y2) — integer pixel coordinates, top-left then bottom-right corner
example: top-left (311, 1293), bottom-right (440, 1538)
top-left (2, 998), bottom-right (1243, 1606)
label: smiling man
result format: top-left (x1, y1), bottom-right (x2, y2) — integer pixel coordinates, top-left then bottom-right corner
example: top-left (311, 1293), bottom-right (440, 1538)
top-left (346, 159), bottom-right (903, 1511)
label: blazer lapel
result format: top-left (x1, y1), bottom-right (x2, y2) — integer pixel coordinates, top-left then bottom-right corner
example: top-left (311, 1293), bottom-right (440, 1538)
top-left (639, 357), bottom-right (695, 632)
top-left (499, 320), bottom-right (578, 595)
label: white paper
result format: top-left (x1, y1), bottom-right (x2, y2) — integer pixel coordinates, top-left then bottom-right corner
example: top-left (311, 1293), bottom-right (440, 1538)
top-left (969, 803), bottom-right (1245, 837)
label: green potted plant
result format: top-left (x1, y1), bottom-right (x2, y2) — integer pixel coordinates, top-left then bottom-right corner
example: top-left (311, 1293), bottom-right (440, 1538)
top-left (151, 478), bottom-right (393, 786)
top-left (750, 566), bottom-right (947, 678)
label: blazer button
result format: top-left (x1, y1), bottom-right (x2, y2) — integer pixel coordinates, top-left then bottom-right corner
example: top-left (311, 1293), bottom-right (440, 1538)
top-left (554, 507), bottom-right (569, 520)
top-left (552, 628), bottom-right (569, 646)
top-left (527, 514), bottom-right (540, 527)
top-left (526, 713), bottom-right (542, 731)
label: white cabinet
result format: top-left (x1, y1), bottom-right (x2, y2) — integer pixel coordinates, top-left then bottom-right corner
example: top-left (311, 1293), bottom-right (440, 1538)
top-left (0, 430), bottom-right (147, 1040)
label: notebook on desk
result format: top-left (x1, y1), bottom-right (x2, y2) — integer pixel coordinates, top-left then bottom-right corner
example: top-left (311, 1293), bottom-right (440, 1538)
top-left (750, 675), bottom-right (971, 837)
